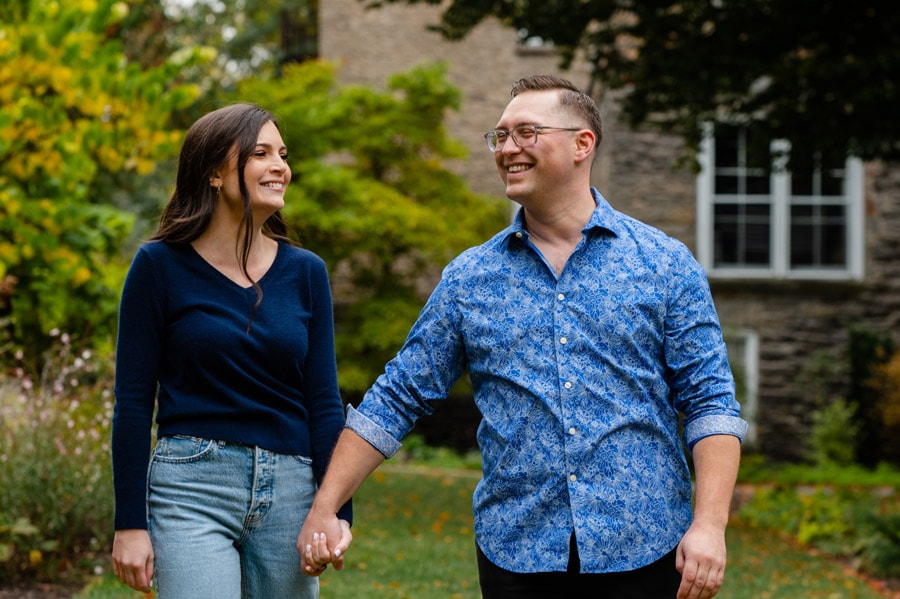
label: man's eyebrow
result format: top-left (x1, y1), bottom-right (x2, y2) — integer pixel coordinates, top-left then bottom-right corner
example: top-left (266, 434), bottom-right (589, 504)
top-left (493, 121), bottom-right (538, 130)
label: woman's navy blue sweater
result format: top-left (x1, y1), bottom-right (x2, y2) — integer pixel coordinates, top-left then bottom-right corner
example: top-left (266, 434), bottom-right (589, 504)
top-left (112, 240), bottom-right (350, 530)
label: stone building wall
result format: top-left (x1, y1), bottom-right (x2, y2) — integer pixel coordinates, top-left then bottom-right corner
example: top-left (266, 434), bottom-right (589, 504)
top-left (321, 0), bottom-right (900, 461)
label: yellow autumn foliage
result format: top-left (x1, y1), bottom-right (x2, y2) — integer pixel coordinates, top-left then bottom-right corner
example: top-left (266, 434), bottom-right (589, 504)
top-left (0, 0), bottom-right (206, 358)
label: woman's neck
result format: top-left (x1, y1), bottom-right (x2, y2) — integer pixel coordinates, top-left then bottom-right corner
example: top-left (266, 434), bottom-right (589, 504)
top-left (191, 223), bottom-right (278, 286)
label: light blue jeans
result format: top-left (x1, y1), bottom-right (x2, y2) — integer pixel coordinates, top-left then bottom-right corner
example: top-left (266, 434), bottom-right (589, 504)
top-left (147, 436), bottom-right (318, 599)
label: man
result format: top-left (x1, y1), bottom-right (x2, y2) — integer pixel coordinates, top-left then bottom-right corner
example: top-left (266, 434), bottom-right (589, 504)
top-left (299, 75), bottom-right (747, 599)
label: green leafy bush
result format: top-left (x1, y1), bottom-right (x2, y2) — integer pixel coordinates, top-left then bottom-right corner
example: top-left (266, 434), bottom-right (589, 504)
top-left (806, 398), bottom-right (860, 467)
top-left (0, 331), bottom-right (114, 584)
top-left (0, 0), bottom-right (204, 368)
top-left (855, 512), bottom-right (900, 578)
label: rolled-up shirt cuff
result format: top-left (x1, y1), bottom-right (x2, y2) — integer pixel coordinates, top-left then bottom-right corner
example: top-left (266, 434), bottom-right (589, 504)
top-left (684, 415), bottom-right (749, 450)
top-left (346, 404), bottom-right (404, 458)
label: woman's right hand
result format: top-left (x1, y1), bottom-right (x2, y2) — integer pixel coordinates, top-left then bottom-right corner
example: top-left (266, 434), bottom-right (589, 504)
top-left (112, 529), bottom-right (154, 593)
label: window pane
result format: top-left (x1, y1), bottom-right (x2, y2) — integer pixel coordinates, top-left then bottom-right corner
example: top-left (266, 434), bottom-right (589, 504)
top-left (716, 204), bottom-right (738, 218)
top-left (715, 175), bottom-right (738, 194)
top-left (747, 175), bottom-right (770, 195)
top-left (789, 205), bottom-right (847, 268)
top-left (823, 205), bottom-right (845, 220)
top-left (792, 205), bottom-right (812, 218)
top-left (713, 203), bottom-right (771, 266)
top-left (821, 224), bottom-right (846, 265)
top-left (747, 204), bottom-right (771, 217)
top-left (745, 223), bottom-right (771, 264)
top-left (790, 224), bottom-right (814, 266)
top-left (714, 222), bottom-right (739, 264)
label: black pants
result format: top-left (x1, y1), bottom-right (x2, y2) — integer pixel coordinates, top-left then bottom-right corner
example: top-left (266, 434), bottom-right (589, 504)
top-left (477, 534), bottom-right (682, 599)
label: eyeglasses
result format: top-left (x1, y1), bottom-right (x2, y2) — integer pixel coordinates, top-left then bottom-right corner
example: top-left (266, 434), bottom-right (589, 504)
top-left (483, 125), bottom-right (582, 152)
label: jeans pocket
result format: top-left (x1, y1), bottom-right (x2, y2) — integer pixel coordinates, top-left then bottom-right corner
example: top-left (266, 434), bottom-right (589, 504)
top-left (291, 455), bottom-right (313, 466)
top-left (152, 435), bottom-right (218, 463)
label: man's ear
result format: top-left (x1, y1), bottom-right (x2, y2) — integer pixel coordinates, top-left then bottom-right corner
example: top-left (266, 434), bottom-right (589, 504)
top-left (574, 130), bottom-right (596, 164)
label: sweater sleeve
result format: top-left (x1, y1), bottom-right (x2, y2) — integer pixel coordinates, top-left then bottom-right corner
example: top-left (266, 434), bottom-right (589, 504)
top-left (302, 257), bottom-right (352, 524)
top-left (112, 246), bottom-right (164, 530)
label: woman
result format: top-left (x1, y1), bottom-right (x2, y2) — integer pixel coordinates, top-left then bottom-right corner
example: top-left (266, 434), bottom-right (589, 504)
top-left (111, 103), bottom-right (351, 598)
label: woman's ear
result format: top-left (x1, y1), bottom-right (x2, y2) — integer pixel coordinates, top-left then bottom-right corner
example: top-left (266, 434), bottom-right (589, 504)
top-left (209, 174), bottom-right (222, 190)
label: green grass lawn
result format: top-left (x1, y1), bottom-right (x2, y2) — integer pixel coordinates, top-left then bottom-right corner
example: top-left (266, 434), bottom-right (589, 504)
top-left (78, 464), bottom-right (889, 599)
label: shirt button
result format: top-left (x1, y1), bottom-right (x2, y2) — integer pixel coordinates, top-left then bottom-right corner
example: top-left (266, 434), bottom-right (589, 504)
top-left (560, 337), bottom-right (567, 345)
top-left (564, 381), bottom-right (572, 389)
top-left (557, 293), bottom-right (565, 301)
top-left (515, 232), bottom-right (523, 238)
top-left (568, 427), bottom-right (576, 435)
top-left (569, 474), bottom-right (577, 482)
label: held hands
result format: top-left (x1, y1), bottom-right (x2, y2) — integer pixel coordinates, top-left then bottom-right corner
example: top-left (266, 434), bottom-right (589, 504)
top-left (112, 529), bottom-right (154, 593)
top-left (298, 516), bottom-right (352, 577)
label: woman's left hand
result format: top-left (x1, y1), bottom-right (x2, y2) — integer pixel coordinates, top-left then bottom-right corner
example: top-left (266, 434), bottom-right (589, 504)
top-left (300, 518), bottom-right (352, 576)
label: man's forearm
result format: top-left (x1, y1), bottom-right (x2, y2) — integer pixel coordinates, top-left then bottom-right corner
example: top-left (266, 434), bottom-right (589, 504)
top-left (691, 434), bottom-right (741, 528)
top-left (313, 428), bottom-right (387, 514)
top-left (299, 428), bottom-right (386, 573)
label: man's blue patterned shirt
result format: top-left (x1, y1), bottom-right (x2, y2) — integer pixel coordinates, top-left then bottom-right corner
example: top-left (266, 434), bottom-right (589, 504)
top-left (348, 188), bottom-right (747, 574)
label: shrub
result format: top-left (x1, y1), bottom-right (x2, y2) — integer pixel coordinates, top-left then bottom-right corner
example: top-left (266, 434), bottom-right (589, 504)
top-left (806, 398), bottom-right (860, 467)
top-left (856, 512), bottom-right (900, 579)
top-left (0, 331), bottom-right (115, 584)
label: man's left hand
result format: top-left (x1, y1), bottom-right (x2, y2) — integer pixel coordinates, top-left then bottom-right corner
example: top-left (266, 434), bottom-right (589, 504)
top-left (675, 521), bottom-right (727, 599)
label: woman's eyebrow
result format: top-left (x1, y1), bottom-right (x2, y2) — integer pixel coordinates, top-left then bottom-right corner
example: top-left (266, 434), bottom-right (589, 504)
top-left (255, 142), bottom-right (288, 151)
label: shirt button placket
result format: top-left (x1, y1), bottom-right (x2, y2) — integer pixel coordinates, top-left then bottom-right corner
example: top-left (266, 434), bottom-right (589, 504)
top-left (557, 287), bottom-right (578, 486)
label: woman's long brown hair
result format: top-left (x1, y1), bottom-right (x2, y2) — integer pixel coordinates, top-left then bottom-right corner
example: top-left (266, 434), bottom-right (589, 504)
top-left (152, 103), bottom-right (292, 331)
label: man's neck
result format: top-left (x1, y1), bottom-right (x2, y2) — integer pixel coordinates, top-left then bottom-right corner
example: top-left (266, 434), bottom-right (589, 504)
top-left (521, 189), bottom-right (595, 275)
top-left (521, 189), bottom-right (595, 243)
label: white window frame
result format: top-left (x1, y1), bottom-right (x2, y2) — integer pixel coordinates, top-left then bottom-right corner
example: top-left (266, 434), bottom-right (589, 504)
top-left (697, 124), bottom-right (865, 280)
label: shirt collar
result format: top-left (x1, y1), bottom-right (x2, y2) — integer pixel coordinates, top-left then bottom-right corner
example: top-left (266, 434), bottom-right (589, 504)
top-left (505, 187), bottom-right (619, 245)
